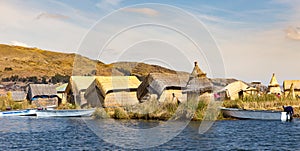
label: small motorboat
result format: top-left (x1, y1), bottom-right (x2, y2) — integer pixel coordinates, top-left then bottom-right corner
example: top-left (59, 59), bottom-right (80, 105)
top-left (36, 108), bottom-right (95, 117)
top-left (0, 109), bottom-right (37, 117)
top-left (220, 107), bottom-right (286, 121)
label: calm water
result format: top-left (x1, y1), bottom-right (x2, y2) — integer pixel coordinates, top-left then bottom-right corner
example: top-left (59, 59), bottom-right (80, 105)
top-left (0, 117), bottom-right (300, 150)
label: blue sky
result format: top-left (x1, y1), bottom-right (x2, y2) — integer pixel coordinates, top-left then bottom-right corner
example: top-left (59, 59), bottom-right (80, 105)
top-left (1, 0), bottom-right (300, 84)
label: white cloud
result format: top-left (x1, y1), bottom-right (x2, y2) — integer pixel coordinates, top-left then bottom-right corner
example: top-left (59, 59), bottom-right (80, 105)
top-left (123, 8), bottom-right (159, 17)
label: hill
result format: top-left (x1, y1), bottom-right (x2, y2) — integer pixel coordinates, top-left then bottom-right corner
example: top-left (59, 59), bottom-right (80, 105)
top-left (0, 44), bottom-right (183, 81)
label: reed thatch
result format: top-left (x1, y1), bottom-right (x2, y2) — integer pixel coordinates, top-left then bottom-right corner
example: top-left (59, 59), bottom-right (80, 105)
top-left (283, 80), bottom-right (300, 98)
top-left (184, 76), bottom-right (213, 93)
top-left (136, 73), bottom-right (190, 101)
top-left (65, 76), bottom-right (96, 94)
top-left (27, 84), bottom-right (58, 100)
top-left (94, 76), bottom-right (141, 95)
top-left (11, 91), bottom-right (26, 101)
top-left (65, 76), bottom-right (96, 106)
top-left (219, 81), bottom-right (249, 100)
top-left (85, 76), bottom-right (141, 107)
top-left (191, 62), bottom-right (207, 78)
top-left (268, 73), bottom-right (281, 94)
top-left (283, 80), bottom-right (300, 91)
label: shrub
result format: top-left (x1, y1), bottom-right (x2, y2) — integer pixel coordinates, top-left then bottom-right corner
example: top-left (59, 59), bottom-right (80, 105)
top-left (92, 108), bottom-right (109, 119)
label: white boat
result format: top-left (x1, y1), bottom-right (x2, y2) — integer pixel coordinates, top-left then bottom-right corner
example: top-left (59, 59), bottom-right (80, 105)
top-left (220, 107), bottom-right (284, 120)
top-left (36, 109), bottom-right (95, 117)
top-left (0, 109), bottom-right (36, 117)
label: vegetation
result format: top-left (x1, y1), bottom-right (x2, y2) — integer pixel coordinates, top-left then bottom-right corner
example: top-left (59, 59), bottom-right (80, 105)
top-left (222, 94), bottom-right (300, 117)
top-left (0, 94), bottom-right (31, 111)
top-left (0, 44), bottom-right (179, 81)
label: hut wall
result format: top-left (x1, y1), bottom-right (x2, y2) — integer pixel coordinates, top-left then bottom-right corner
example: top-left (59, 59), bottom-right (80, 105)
top-left (31, 97), bottom-right (59, 108)
top-left (103, 91), bottom-right (139, 108)
top-left (158, 90), bottom-right (186, 103)
top-left (284, 90), bottom-right (300, 97)
top-left (225, 81), bottom-right (248, 100)
top-left (57, 93), bottom-right (67, 104)
top-left (268, 86), bottom-right (281, 94)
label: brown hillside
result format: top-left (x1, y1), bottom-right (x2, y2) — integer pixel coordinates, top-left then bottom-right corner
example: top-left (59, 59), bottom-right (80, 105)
top-left (0, 44), bottom-right (180, 80)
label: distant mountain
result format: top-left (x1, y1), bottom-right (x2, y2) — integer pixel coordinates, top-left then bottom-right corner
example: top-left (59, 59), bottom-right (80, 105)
top-left (0, 44), bottom-right (182, 81)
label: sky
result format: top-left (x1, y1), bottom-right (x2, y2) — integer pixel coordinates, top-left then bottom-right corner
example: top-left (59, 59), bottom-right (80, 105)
top-left (1, 0), bottom-right (300, 85)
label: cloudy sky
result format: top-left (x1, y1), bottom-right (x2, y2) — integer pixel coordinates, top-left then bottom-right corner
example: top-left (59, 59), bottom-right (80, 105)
top-left (1, 0), bottom-right (300, 84)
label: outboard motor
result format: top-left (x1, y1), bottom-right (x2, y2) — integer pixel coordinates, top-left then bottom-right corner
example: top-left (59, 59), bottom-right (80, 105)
top-left (282, 106), bottom-right (293, 122)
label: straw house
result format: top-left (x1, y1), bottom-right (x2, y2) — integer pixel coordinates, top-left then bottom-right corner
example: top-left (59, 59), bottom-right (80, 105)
top-left (26, 84), bottom-right (60, 107)
top-left (268, 73), bottom-right (281, 94)
top-left (184, 62), bottom-right (213, 101)
top-left (219, 81), bottom-right (249, 100)
top-left (85, 76), bottom-right (141, 108)
top-left (241, 87), bottom-right (259, 98)
top-left (283, 80), bottom-right (300, 98)
top-left (137, 73), bottom-right (189, 103)
top-left (65, 76), bottom-right (95, 107)
top-left (56, 83), bottom-right (68, 104)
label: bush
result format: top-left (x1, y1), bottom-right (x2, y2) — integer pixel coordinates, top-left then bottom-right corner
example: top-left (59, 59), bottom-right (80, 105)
top-left (92, 108), bottom-right (109, 119)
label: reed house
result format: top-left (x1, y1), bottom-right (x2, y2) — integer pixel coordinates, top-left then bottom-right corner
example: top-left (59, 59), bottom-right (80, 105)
top-left (26, 84), bottom-right (60, 107)
top-left (85, 76), bottom-right (141, 108)
top-left (137, 73), bottom-right (189, 103)
top-left (184, 62), bottom-right (213, 101)
top-left (268, 73), bottom-right (281, 94)
top-left (283, 80), bottom-right (300, 99)
top-left (65, 76), bottom-right (95, 107)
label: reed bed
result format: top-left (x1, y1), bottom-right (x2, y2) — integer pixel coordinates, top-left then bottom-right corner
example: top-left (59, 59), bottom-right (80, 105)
top-left (222, 94), bottom-right (300, 117)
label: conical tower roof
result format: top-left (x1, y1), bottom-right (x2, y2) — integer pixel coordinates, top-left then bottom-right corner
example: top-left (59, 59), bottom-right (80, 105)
top-left (269, 73), bottom-right (279, 87)
top-left (191, 62), bottom-right (206, 78)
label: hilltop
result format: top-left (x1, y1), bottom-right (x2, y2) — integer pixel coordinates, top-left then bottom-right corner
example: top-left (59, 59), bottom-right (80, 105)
top-left (0, 44), bottom-right (183, 81)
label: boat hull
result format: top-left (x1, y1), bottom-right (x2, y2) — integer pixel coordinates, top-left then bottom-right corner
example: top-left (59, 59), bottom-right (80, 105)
top-left (36, 109), bottom-right (95, 117)
top-left (0, 109), bottom-right (36, 117)
top-left (221, 107), bottom-right (282, 120)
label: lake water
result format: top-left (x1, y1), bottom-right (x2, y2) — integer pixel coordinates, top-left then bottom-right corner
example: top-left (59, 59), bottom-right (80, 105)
top-left (0, 117), bottom-right (300, 150)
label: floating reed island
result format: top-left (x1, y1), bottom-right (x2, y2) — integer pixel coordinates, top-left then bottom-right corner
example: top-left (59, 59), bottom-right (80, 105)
top-left (0, 60), bottom-right (299, 120)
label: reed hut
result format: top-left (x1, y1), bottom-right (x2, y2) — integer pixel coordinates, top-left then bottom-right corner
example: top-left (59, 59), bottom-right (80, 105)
top-left (240, 87), bottom-right (259, 98)
top-left (183, 62), bottom-right (213, 101)
top-left (219, 81), bottom-right (249, 100)
top-left (283, 80), bottom-right (300, 98)
top-left (26, 84), bottom-right (61, 107)
top-left (85, 76), bottom-right (141, 108)
top-left (268, 73), bottom-right (281, 94)
top-left (137, 73), bottom-right (189, 103)
top-left (65, 76), bottom-right (96, 107)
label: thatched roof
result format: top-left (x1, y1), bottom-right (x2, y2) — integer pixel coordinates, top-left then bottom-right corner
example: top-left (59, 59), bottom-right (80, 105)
top-left (94, 76), bottom-right (141, 95)
top-left (185, 76), bottom-right (213, 93)
top-left (56, 83), bottom-right (68, 93)
top-left (65, 76), bottom-right (96, 94)
top-left (269, 73), bottom-right (280, 87)
top-left (283, 80), bottom-right (300, 90)
top-left (11, 91), bottom-right (26, 101)
top-left (191, 62), bottom-right (206, 78)
top-left (27, 84), bottom-right (57, 100)
top-left (137, 73), bottom-right (189, 100)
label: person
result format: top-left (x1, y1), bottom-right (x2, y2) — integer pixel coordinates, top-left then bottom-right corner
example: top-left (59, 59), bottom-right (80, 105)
top-left (283, 105), bottom-right (294, 121)
top-left (172, 93), bottom-right (181, 105)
